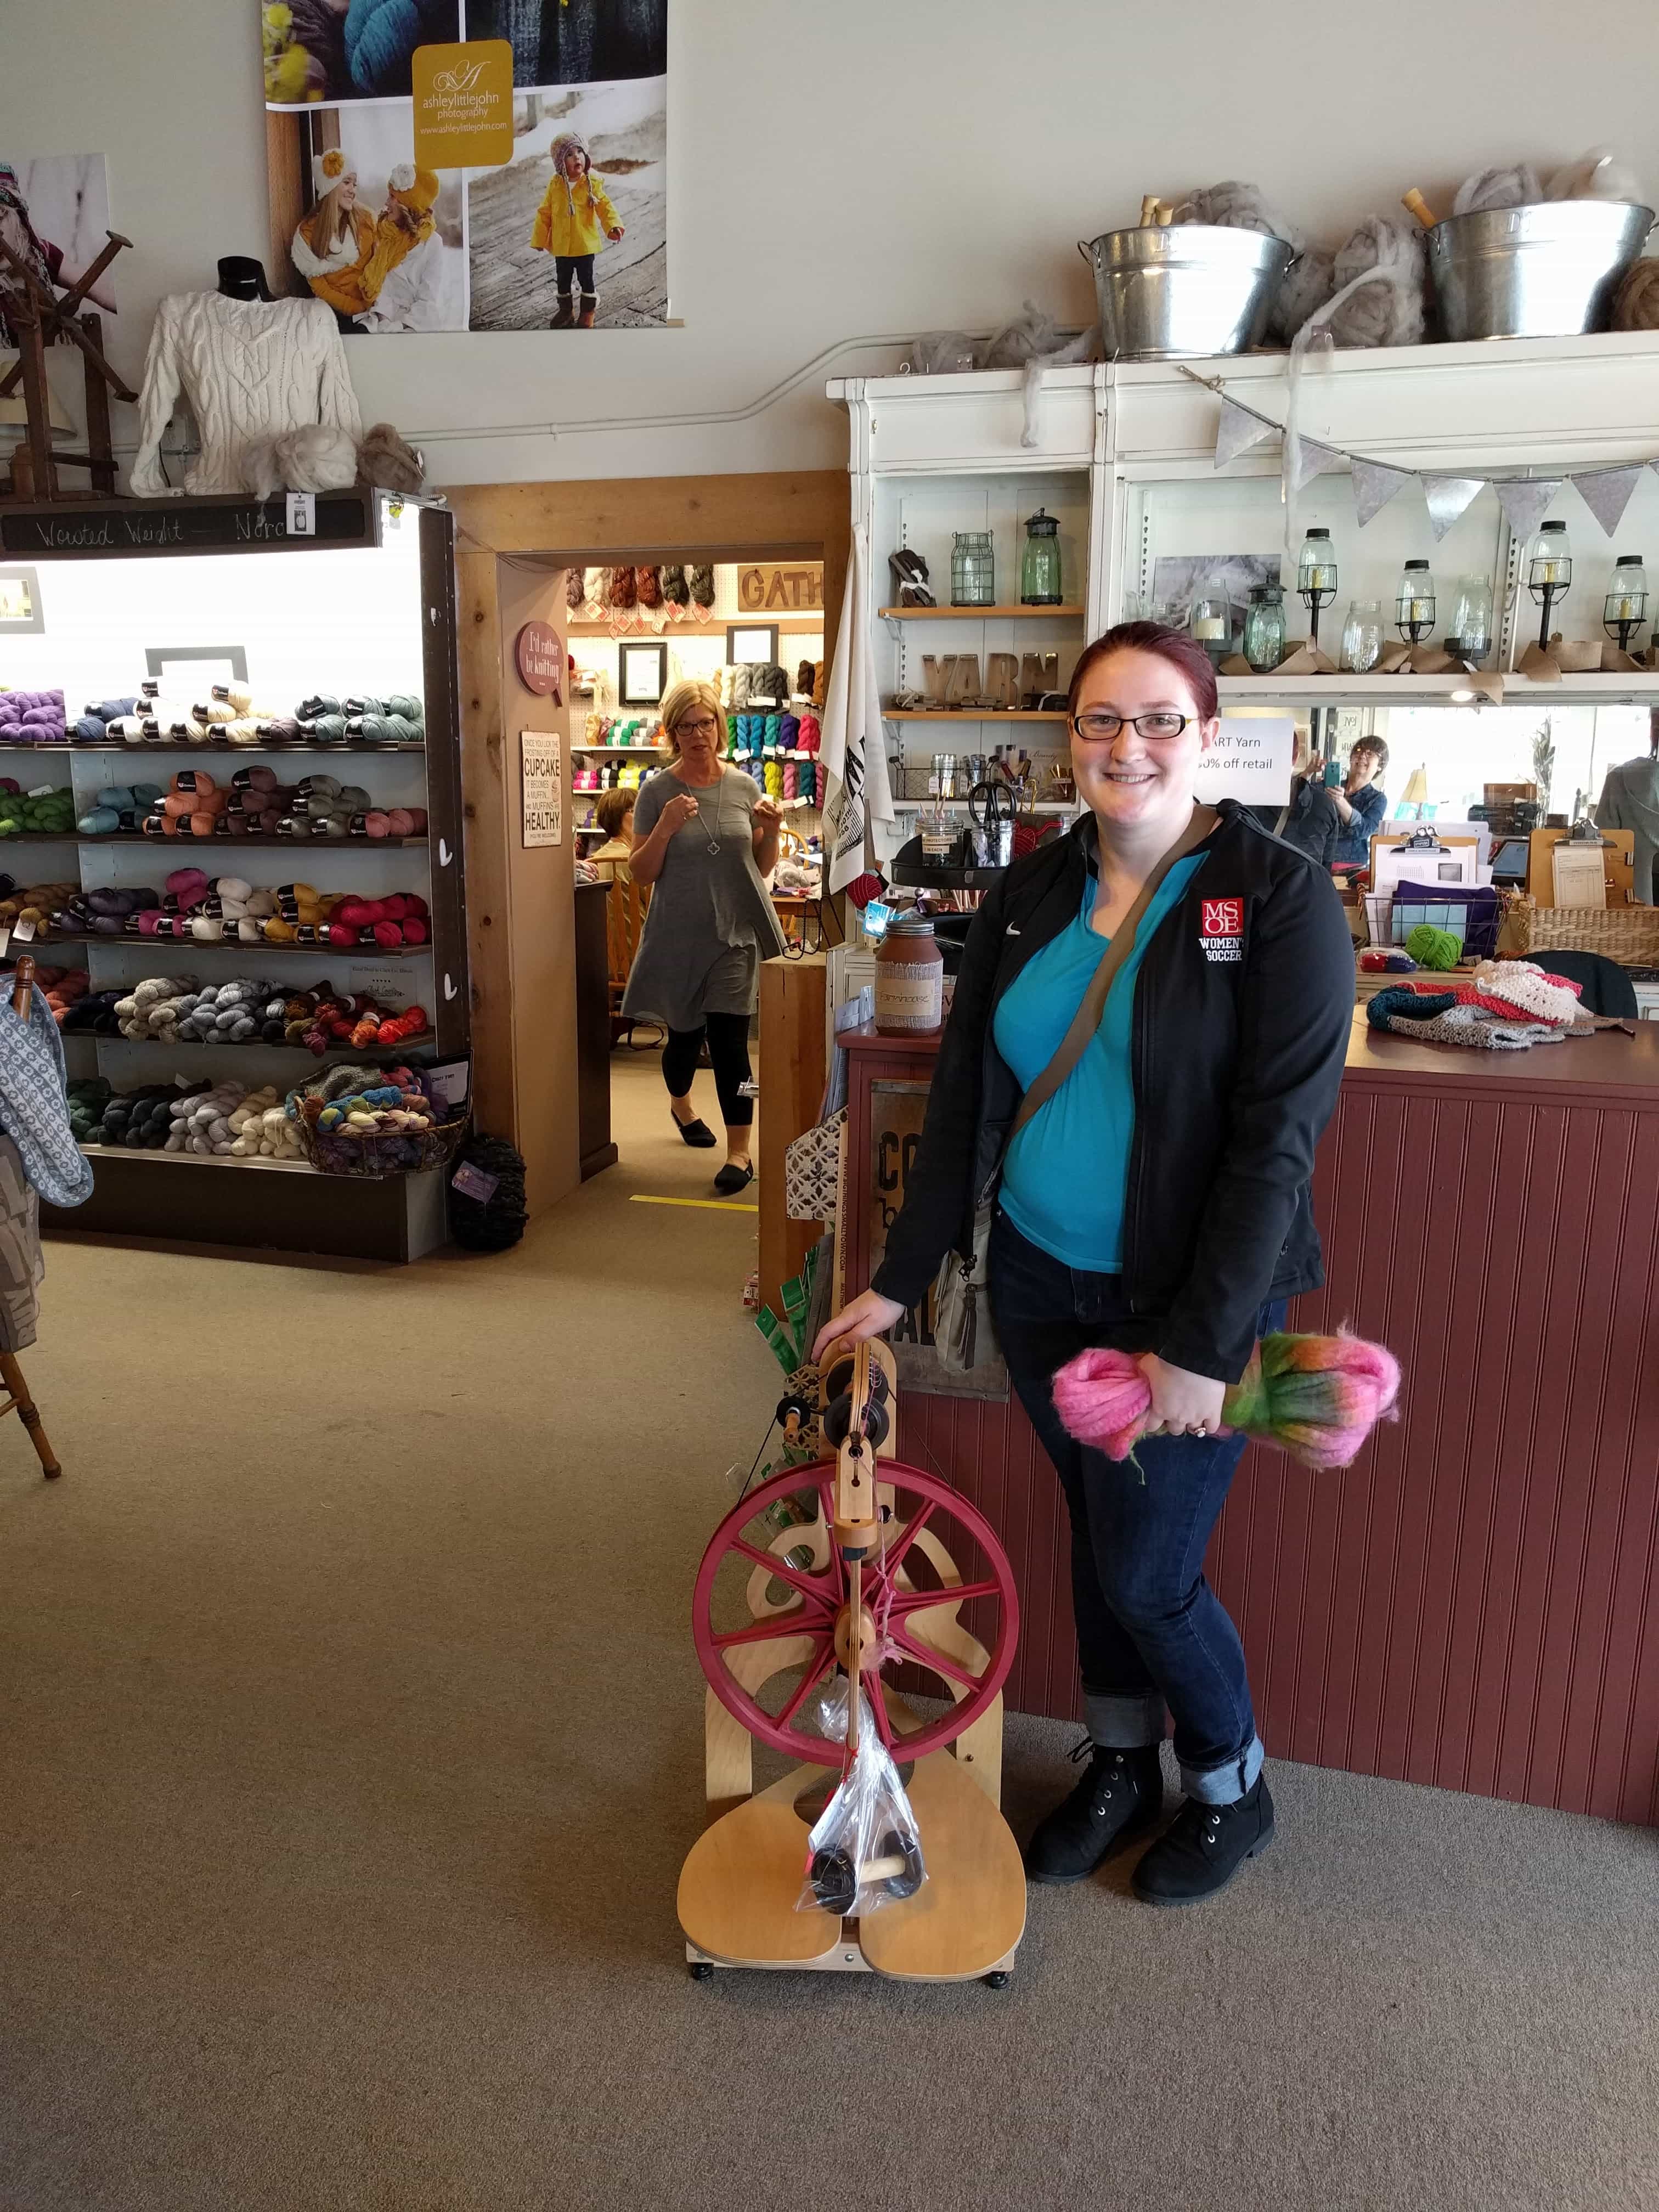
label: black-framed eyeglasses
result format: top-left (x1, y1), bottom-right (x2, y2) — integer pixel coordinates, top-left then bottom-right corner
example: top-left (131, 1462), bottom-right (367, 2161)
top-left (1071, 710), bottom-right (1194, 742)
top-left (676, 715), bottom-right (722, 736)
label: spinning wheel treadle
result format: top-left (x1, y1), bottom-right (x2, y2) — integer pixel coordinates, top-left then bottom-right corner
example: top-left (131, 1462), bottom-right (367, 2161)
top-left (678, 1340), bottom-right (1026, 1984)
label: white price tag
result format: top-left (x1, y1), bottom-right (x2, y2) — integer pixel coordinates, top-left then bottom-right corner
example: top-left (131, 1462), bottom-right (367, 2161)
top-left (286, 492), bottom-right (317, 536)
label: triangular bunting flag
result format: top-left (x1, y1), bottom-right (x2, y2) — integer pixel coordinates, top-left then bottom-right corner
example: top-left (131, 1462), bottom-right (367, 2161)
top-left (1214, 397), bottom-right (1273, 469)
top-left (1572, 465), bottom-right (1645, 537)
top-left (1492, 477), bottom-right (1564, 545)
top-left (1351, 459), bottom-right (1416, 527)
top-left (1423, 475), bottom-right (1486, 542)
top-left (1292, 438), bottom-right (1341, 492)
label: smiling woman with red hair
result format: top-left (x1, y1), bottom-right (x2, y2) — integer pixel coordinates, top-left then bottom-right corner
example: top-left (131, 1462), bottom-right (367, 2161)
top-left (814, 621), bottom-right (1355, 1908)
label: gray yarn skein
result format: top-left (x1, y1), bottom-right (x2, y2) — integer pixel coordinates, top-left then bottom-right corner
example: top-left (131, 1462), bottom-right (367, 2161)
top-left (1269, 246), bottom-right (1336, 344)
top-left (1174, 180), bottom-right (1305, 250)
top-left (1326, 217), bottom-right (1426, 347)
top-left (1452, 165), bottom-right (1544, 217)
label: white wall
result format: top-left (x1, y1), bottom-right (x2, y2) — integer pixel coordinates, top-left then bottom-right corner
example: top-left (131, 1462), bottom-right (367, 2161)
top-left (5, 0), bottom-right (1656, 489)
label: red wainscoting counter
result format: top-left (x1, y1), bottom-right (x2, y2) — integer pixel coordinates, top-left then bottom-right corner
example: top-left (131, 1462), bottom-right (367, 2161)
top-left (842, 1013), bottom-right (1659, 1825)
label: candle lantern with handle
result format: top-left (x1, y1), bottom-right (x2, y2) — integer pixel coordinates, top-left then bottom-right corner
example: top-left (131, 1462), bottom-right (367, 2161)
top-left (1297, 528), bottom-right (1338, 654)
top-left (1603, 554), bottom-right (1647, 653)
top-left (1527, 520), bottom-right (1572, 650)
top-left (1396, 560), bottom-right (1437, 645)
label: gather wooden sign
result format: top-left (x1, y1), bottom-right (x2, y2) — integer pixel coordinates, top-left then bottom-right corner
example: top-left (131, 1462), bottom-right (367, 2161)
top-left (737, 565), bottom-right (822, 611)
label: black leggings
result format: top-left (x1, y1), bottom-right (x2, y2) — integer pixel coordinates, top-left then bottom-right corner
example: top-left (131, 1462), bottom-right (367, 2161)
top-left (662, 1013), bottom-right (753, 1129)
top-left (555, 254), bottom-right (596, 296)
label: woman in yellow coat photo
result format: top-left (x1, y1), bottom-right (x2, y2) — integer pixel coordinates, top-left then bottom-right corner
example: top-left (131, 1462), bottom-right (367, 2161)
top-left (530, 131), bottom-right (624, 329)
top-left (289, 148), bottom-right (376, 325)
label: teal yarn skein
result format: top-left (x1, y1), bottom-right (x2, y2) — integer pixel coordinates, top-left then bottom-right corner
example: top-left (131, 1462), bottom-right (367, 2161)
top-left (1404, 923), bottom-right (1462, 970)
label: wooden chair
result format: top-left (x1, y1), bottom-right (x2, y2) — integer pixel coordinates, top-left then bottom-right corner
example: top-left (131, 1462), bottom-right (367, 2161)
top-left (1, 958), bottom-right (60, 1478)
top-left (603, 874), bottom-right (656, 1047)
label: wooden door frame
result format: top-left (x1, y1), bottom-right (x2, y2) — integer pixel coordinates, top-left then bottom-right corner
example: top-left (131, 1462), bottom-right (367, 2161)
top-left (444, 470), bottom-right (850, 1178)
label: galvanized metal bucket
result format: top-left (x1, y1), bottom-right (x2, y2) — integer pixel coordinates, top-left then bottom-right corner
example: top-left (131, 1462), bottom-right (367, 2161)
top-left (1426, 201), bottom-right (1654, 340)
top-left (1079, 225), bottom-right (1292, 360)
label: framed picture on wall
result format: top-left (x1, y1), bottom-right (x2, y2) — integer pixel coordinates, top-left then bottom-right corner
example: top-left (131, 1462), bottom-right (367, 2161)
top-left (619, 640), bottom-right (668, 706)
top-left (726, 623), bottom-right (779, 666)
top-left (0, 568), bottom-right (43, 633)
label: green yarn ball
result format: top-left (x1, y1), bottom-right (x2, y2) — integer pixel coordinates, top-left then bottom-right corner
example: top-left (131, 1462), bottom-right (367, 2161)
top-left (1405, 923), bottom-right (1462, 970)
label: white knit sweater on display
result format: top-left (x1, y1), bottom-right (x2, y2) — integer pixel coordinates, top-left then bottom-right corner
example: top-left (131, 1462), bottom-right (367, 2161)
top-left (129, 292), bottom-right (362, 496)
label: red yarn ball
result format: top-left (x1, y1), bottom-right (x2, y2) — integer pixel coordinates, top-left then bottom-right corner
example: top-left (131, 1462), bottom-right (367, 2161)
top-left (400, 917), bottom-right (428, 945)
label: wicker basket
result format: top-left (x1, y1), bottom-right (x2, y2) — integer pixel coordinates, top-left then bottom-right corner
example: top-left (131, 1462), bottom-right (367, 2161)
top-left (294, 1110), bottom-right (468, 1180)
top-left (1504, 894), bottom-right (1659, 965)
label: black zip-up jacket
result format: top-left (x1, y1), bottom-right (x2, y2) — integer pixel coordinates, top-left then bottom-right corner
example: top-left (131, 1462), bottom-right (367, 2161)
top-left (871, 800), bottom-right (1357, 1384)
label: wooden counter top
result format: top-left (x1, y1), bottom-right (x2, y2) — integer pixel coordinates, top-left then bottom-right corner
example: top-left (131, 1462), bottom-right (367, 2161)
top-left (848, 1013), bottom-right (1659, 1104)
top-left (1344, 1007), bottom-right (1659, 1100)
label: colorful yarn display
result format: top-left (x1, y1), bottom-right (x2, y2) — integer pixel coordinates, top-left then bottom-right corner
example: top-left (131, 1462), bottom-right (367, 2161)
top-left (782, 759), bottom-right (798, 800)
top-left (1404, 922), bottom-right (1462, 970)
top-left (764, 759), bottom-right (783, 798)
top-left (1052, 1331), bottom-right (1401, 1472)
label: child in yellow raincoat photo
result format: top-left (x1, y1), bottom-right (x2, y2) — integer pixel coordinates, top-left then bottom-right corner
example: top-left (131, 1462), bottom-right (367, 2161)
top-left (530, 131), bottom-right (623, 329)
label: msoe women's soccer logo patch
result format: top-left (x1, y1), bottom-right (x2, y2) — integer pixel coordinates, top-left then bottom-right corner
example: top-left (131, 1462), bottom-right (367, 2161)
top-left (1199, 898), bottom-right (1244, 963)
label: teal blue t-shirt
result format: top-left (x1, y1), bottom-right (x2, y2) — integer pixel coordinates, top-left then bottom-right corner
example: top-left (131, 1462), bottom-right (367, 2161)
top-left (992, 855), bottom-right (1204, 1272)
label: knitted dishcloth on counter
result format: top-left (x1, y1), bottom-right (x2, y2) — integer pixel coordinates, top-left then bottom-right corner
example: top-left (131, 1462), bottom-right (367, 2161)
top-left (1401, 959), bottom-right (1583, 1027)
top-left (1367, 988), bottom-right (1566, 1051)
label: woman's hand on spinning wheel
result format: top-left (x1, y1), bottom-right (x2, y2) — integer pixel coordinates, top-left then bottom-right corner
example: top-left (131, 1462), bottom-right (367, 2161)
top-left (1136, 1352), bottom-right (1226, 1439)
top-left (812, 1290), bottom-right (905, 1368)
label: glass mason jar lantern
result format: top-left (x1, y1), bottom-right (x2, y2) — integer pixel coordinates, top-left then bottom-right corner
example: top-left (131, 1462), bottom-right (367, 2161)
top-left (1527, 519), bottom-right (1572, 648)
top-left (1243, 584), bottom-right (1286, 672)
top-left (1603, 554), bottom-right (1648, 652)
top-left (1449, 574), bottom-right (1494, 666)
top-left (950, 531), bottom-right (995, 607)
top-left (1296, 528), bottom-right (1338, 652)
top-left (1340, 598), bottom-right (1384, 672)
top-left (1189, 592), bottom-right (1232, 668)
top-left (1019, 507), bottom-right (1063, 605)
top-left (1396, 560), bottom-right (1437, 644)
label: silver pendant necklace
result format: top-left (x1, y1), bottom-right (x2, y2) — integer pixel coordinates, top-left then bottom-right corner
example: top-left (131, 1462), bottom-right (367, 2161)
top-left (695, 772), bottom-right (724, 854)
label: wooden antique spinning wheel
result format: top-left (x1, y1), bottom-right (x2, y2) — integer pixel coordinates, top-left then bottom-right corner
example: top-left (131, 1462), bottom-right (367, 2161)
top-left (678, 1342), bottom-right (1027, 1984)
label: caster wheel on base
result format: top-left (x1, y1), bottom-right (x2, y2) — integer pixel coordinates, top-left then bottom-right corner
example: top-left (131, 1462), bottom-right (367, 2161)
top-left (688, 1960), bottom-right (715, 1981)
top-left (983, 1970), bottom-right (1011, 1989)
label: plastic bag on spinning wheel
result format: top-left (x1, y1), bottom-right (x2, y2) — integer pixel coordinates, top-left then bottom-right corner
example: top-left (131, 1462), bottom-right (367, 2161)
top-left (795, 1680), bottom-right (926, 1918)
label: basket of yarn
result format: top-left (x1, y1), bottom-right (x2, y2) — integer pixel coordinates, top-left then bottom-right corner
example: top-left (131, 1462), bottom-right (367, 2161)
top-left (288, 1062), bottom-right (466, 1178)
top-left (1052, 1329), bottom-right (1401, 1472)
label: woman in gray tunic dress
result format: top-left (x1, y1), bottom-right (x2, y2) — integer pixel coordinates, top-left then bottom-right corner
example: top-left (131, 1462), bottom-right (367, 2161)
top-left (623, 680), bottom-right (787, 1194)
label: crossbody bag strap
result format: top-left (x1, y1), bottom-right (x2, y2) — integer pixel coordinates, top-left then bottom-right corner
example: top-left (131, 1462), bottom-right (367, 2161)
top-left (1007, 804), bottom-right (1218, 1145)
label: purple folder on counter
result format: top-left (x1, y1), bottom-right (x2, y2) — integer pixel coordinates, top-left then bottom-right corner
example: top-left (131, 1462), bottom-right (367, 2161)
top-left (1390, 878), bottom-right (1503, 961)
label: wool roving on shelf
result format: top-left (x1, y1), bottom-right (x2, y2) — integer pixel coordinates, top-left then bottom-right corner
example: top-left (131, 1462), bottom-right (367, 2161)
top-left (354, 420), bottom-right (425, 495)
top-left (1451, 166), bottom-right (1545, 216)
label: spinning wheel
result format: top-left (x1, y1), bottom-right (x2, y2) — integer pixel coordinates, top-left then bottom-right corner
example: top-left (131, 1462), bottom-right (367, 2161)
top-left (692, 1456), bottom-right (1019, 1767)
top-left (678, 1342), bottom-right (1028, 1985)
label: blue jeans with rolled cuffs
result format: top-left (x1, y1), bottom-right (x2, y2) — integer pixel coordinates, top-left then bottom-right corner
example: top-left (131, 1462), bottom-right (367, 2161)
top-left (988, 1212), bottom-right (1282, 1806)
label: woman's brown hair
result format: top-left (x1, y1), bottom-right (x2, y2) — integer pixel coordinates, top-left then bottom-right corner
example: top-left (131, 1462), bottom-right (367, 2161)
top-left (594, 787), bottom-right (634, 837)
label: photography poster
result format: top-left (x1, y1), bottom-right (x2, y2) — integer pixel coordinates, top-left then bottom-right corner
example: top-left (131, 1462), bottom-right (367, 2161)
top-left (1, 155), bottom-right (116, 351)
top-left (262, 1), bottom-right (667, 332)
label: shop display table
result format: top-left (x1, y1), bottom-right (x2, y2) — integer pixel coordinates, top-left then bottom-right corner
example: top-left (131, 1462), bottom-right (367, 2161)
top-left (840, 1016), bottom-right (1659, 1825)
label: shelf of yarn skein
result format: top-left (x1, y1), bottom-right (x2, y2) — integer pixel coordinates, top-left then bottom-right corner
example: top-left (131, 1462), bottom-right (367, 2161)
top-left (0, 741), bottom-right (427, 755)
top-left (74, 1142), bottom-right (318, 1172)
top-left (39, 934), bottom-right (431, 955)
top-left (0, 831), bottom-right (429, 846)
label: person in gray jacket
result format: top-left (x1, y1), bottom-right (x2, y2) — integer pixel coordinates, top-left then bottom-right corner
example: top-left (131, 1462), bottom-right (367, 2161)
top-left (1595, 723), bottom-right (1659, 904)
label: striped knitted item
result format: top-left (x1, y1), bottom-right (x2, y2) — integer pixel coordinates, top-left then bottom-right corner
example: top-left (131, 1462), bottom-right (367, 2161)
top-left (1367, 988), bottom-right (1562, 1051)
top-left (1402, 959), bottom-right (1582, 1026)
top-left (0, 985), bottom-right (95, 1206)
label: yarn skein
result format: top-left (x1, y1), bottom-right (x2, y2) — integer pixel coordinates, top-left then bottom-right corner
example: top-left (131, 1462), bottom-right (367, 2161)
top-left (1404, 922), bottom-right (1462, 970)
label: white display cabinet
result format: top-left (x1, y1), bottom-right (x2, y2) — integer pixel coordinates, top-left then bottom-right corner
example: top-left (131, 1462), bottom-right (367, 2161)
top-left (833, 335), bottom-right (1659, 822)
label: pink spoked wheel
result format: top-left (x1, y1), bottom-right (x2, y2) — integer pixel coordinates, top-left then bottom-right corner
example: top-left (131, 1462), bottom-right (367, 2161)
top-left (692, 1457), bottom-right (1019, 1767)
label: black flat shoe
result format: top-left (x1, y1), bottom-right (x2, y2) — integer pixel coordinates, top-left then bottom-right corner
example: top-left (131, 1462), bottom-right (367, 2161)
top-left (673, 1114), bottom-right (718, 1148)
top-left (713, 1159), bottom-right (754, 1196)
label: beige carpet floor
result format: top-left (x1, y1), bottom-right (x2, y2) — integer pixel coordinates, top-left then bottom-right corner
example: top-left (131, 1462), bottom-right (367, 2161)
top-left (1, 1056), bottom-right (1655, 2211)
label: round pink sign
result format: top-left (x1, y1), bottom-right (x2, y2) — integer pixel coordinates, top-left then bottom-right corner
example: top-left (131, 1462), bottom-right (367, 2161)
top-left (516, 620), bottom-right (565, 698)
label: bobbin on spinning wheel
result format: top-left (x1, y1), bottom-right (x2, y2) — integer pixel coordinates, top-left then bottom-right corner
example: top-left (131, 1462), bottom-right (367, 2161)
top-left (678, 1341), bottom-right (1027, 1985)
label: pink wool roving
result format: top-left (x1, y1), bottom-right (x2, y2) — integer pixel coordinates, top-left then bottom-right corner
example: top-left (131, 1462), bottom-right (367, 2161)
top-left (1051, 1330), bottom-right (1401, 1471)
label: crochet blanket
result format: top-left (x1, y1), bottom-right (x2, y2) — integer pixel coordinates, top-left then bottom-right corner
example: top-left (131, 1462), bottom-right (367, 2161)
top-left (1401, 958), bottom-right (1582, 1026)
top-left (0, 984), bottom-right (95, 1206)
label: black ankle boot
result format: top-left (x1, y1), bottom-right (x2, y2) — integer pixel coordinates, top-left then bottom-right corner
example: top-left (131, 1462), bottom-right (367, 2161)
top-left (1131, 1773), bottom-right (1274, 1906)
top-left (1024, 1740), bottom-right (1164, 1885)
